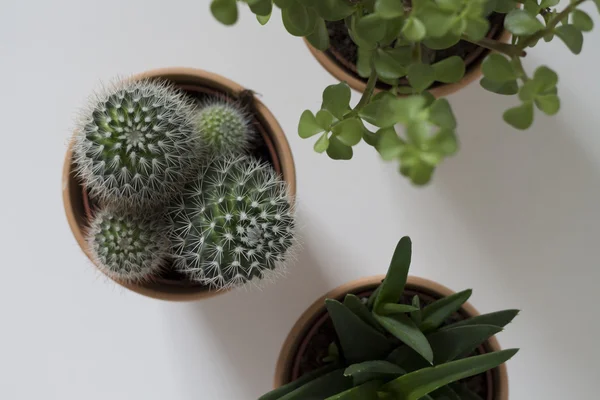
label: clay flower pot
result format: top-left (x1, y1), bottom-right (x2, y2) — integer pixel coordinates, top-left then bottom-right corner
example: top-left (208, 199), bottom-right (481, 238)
top-left (62, 67), bottom-right (296, 301)
top-left (305, 17), bottom-right (512, 98)
top-left (273, 276), bottom-right (509, 400)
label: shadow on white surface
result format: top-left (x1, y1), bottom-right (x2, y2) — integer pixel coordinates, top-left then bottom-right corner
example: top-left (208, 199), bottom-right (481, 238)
top-left (162, 234), bottom-right (333, 399)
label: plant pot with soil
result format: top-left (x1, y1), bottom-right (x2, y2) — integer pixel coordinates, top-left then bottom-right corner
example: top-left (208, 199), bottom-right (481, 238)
top-left (261, 237), bottom-right (519, 400)
top-left (63, 67), bottom-right (297, 301)
top-left (212, 0), bottom-right (598, 185)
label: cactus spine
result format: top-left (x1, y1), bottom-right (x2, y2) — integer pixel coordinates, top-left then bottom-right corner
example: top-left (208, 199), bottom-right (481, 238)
top-left (168, 156), bottom-right (295, 288)
top-left (74, 79), bottom-right (201, 208)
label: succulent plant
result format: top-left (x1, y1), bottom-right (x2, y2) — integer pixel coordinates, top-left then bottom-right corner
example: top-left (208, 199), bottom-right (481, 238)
top-left (212, 0), bottom-right (599, 185)
top-left (87, 208), bottom-right (170, 283)
top-left (168, 155), bottom-right (296, 289)
top-left (195, 98), bottom-right (254, 157)
top-left (260, 237), bottom-right (519, 400)
top-left (74, 79), bottom-right (201, 208)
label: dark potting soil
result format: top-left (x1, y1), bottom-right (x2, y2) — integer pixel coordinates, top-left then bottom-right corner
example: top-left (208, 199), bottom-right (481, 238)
top-left (326, 12), bottom-right (507, 89)
top-left (293, 286), bottom-right (491, 399)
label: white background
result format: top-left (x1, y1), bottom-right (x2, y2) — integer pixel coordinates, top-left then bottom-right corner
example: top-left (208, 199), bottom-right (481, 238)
top-left (1, 1), bottom-right (599, 399)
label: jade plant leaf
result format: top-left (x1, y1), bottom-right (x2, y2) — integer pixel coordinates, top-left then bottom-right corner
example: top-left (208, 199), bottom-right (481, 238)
top-left (419, 289), bottom-right (472, 333)
top-left (375, 0), bottom-right (405, 19)
top-left (259, 364), bottom-right (340, 400)
top-left (441, 309), bottom-right (519, 330)
top-left (374, 236), bottom-right (412, 312)
top-left (333, 118), bottom-right (363, 146)
top-left (554, 24), bottom-right (584, 54)
top-left (480, 78), bottom-right (519, 95)
top-left (322, 82), bottom-right (352, 119)
top-left (307, 17), bottom-right (331, 50)
top-left (312, 0), bottom-right (356, 21)
top-left (344, 360), bottom-right (405, 386)
top-left (432, 56), bottom-right (465, 83)
top-left (503, 102), bottom-right (534, 130)
top-left (380, 349), bottom-right (519, 400)
top-left (326, 299), bottom-right (393, 363)
top-left (282, 2), bottom-right (317, 37)
top-left (246, 0), bottom-right (272, 16)
top-left (210, 0), bottom-right (238, 25)
top-left (504, 9), bottom-right (544, 35)
top-left (481, 54), bottom-right (518, 82)
top-left (327, 136), bottom-right (354, 160)
top-left (299, 110), bottom-right (324, 138)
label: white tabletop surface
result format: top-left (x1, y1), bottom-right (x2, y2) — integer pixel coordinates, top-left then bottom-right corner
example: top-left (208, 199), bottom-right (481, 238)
top-left (1, 1), bottom-right (599, 399)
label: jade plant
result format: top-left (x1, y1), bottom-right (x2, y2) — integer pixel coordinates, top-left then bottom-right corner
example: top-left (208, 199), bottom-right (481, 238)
top-left (260, 236), bottom-right (519, 399)
top-left (87, 208), bottom-right (170, 283)
top-left (167, 155), bottom-right (296, 288)
top-left (211, 0), bottom-right (598, 184)
top-left (195, 99), bottom-right (255, 157)
top-left (74, 79), bottom-right (201, 207)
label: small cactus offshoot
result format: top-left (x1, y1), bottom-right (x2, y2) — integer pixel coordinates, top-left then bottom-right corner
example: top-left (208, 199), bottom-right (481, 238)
top-left (74, 79), bottom-right (201, 208)
top-left (168, 156), bottom-right (295, 289)
top-left (194, 99), bottom-right (254, 157)
top-left (87, 208), bottom-right (170, 283)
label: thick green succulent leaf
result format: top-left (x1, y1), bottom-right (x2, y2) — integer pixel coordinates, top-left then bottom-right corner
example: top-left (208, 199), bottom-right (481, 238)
top-left (429, 99), bottom-right (457, 130)
top-left (259, 364), bottom-right (340, 400)
top-left (376, 127), bottom-right (404, 161)
top-left (282, 2), bottom-right (317, 37)
top-left (257, 12), bottom-right (272, 25)
top-left (326, 299), bottom-right (393, 363)
top-left (380, 303), bottom-right (420, 316)
top-left (375, 0), bottom-right (405, 18)
top-left (402, 17), bottom-right (427, 41)
top-left (554, 24), bottom-right (584, 54)
top-left (343, 294), bottom-right (385, 333)
top-left (314, 132), bottom-right (330, 153)
top-left (374, 237), bottom-right (412, 311)
top-left (481, 54), bottom-right (518, 82)
top-left (210, 0), bottom-right (238, 25)
top-left (432, 56), bottom-right (465, 83)
top-left (333, 118), bottom-right (363, 146)
top-left (410, 295), bottom-right (422, 325)
top-left (307, 17), bottom-right (331, 50)
top-left (480, 77), bottom-right (519, 95)
top-left (533, 66), bottom-right (558, 93)
top-left (441, 310), bottom-right (519, 331)
top-left (450, 383), bottom-right (484, 400)
top-left (428, 325), bottom-right (503, 364)
top-left (504, 9), bottom-right (544, 35)
top-left (493, 0), bottom-right (519, 13)
top-left (407, 63), bottom-right (436, 92)
top-left (367, 283), bottom-right (383, 309)
top-left (345, 361), bottom-right (405, 386)
top-left (313, 0), bottom-right (356, 21)
top-left (423, 34), bottom-right (461, 50)
top-left (374, 48), bottom-right (408, 80)
top-left (431, 385), bottom-right (461, 400)
top-left (380, 349), bottom-right (519, 400)
top-left (325, 380), bottom-right (382, 400)
top-left (419, 289), bottom-right (472, 333)
top-left (503, 102), bottom-right (534, 130)
top-left (327, 136), bottom-right (354, 160)
top-left (359, 96), bottom-right (427, 128)
top-left (374, 313), bottom-right (434, 364)
top-left (322, 82), bottom-right (352, 119)
top-left (535, 94), bottom-right (560, 116)
top-left (298, 110), bottom-right (324, 138)
top-left (355, 13), bottom-right (388, 44)
top-left (247, 0), bottom-right (272, 16)
top-left (572, 9), bottom-right (594, 32)
top-left (277, 368), bottom-right (353, 400)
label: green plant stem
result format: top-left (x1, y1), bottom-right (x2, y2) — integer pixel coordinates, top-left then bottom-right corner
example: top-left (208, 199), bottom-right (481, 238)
top-left (461, 35), bottom-right (525, 57)
top-left (518, 0), bottom-right (588, 49)
top-left (354, 64), bottom-right (378, 113)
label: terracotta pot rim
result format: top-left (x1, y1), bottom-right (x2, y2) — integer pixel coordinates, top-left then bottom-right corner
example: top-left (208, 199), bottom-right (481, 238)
top-left (273, 275), bottom-right (509, 400)
top-left (62, 67), bottom-right (296, 301)
top-left (305, 20), bottom-right (512, 97)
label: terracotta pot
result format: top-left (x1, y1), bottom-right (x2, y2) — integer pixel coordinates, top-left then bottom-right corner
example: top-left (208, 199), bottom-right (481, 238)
top-left (273, 276), bottom-right (509, 400)
top-left (305, 20), bottom-right (512, 98)
top-left (62, 67), bottom-right (296, 301)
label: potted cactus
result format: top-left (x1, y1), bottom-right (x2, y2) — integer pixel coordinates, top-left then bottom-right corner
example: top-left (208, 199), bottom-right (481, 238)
top-left (262, 237), bottom-right (519, 399)
top-left (211, 0), bottom-right (598, 184)
top-left (63, 67), bottom-right (297, 300)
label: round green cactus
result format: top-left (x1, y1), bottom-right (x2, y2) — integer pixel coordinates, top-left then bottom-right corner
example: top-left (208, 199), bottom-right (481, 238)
top-left (195, 99), bottom-right (254, 157)
top-left (168, 156), bottom-right (296, 289)
top-left (87, 208), bottom-right (169, 283)
top-left (74, 79), bottom-right (201, 208)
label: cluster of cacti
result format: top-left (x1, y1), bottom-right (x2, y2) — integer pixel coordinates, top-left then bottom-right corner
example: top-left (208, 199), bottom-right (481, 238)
top-left (75, 77), bottom-right (294, 288)
top-left (168, 156), bottom-right (295, 288)
top-left (260, 237), bottom-right (519, 400)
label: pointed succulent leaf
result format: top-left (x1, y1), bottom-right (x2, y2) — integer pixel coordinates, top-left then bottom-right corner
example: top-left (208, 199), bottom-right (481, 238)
top-left (259, 364), bottom-right (340, 400)
top-left (343, 294), bottom-right (385, 333)
top-left (374, 237), bottom-right (412, 311)
top-left (428, 325), bottom-right (503, 364)
top-left (345, 361), bottom-right (405, 386)
top-left (326, 299), bottom-right (393, 363)
top-left (277, 368), bottom-right (353, 400)
top-left (325, 380), bottom-right (382, 400)
top-left (374, 313), bottom-right (434, 364)
top-left (419, 289), bottom-right (472, 333)
top-left (380, 349), bottom-right (519, 400)
top-left (441, 310), bottom-right (519, 331)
